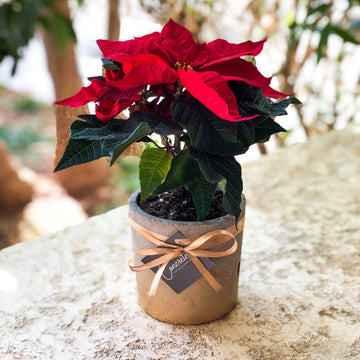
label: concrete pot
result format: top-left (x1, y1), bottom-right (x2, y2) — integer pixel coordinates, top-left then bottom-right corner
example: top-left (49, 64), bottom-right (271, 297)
top-left (128, 189), bottom-right (246, 324)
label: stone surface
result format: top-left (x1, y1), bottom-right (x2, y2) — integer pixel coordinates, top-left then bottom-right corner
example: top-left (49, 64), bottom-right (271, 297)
top-left (1, 127), bottom-right (360, 360)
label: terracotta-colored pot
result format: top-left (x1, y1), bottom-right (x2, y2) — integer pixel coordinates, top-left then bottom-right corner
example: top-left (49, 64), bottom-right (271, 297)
top-left (128, 189), bottom-right (246, 325)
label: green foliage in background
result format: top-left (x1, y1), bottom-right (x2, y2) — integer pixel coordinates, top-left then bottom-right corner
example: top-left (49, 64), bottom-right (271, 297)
top-left (289, 0), bottom-right (360, 62)
top-left (0, 125), bottom-right (47, 153)
top-left (89, 156), bottom-right (140, 215)
top-left (0, 0), bottom-right (83, 74)
top-left (13, 95), bottom-right (47, 113)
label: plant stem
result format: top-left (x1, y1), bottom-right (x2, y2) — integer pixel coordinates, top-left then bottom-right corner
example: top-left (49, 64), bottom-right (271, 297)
top-left (148, 138), bottom-right (166, 150)
top-left (174, 134), bottom-right (181, 153)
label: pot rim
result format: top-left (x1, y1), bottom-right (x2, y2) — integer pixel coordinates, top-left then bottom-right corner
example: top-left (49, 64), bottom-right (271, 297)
top-left (129, 189), bottom-right (245, 226)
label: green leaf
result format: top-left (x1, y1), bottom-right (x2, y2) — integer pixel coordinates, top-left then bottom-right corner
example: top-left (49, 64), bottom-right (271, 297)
top-left (77, 114), bottom-right (109, 125)
top-left (101, 58), bottom-right (120, 70)
top-left (188, 149), bottom-right (223, 183)
top-left (105, 122), bottom-right (152, 165)
top-left (154, 149), bottom-right (218, 220)
top-left (60, 111), bottom-right (182, 170)
top-left (284, 10), bottom-right (296, 27)
top-left (70, 115), bottom-right (111, 137)
top-left (307, 4), bottom-right (332, 18)
top-left (54, 12), bottom-right (77, 48)
top-left (229, 82), bottom-right (293, 118)
top-left (155, 149), bottom-right (205, 193)
top-left (317, 24), bottom-right (331, 62)
top-left (291, 97), bottom-right (302, 105)
top-left (54, 138), bottom-right (109, 172)
top-left (253, 117), bottom-right (286, 143)
top-left (0, 1), bottom-right (41, 74)
top-left (104, 111), bottom-right (182, 165)
top-left (139, 148), bottom-right (173, 200)
top-left (130, 111), bottom-right (183, 136)
top-left (189, 149), bottom-right (243, 223)
top-left (213, 158), bottom-right (243, 224)
top-left (329, 25), bottom-right (360, 45)
top-left (70, 124), bottom-right (115, 140)
top-left (171, 97), bottom-right (250, 156)
top-left (186, 178), bottom-right (217, 221)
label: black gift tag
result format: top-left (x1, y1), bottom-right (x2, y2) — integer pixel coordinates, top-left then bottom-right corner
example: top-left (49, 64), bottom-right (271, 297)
top-left (141, 231), bottom-right (215, 294)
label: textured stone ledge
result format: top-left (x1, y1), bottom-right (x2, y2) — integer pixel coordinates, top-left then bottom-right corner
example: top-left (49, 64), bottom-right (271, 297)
top-left (1, 127), bottom-right (359, 360)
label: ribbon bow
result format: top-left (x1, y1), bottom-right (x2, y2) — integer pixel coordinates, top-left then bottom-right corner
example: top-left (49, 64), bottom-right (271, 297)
top-left (128, 216), bottom-right (244, 296)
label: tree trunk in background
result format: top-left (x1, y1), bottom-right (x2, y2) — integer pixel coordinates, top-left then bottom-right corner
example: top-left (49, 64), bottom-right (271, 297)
top-left (106, 0), bottom-right (143, 158)
top-left (108, 0), bottom-right (120, 41)
top-left (0, 142), bottom-right (33, 249)
top-left (42, 0), bottom-right (111, 198)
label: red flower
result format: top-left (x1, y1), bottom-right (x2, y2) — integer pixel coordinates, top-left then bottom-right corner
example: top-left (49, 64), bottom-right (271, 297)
top-left (56, 78), bottom-right (108, 107)
top-left (56, 19), bottom-right (288, 122)
top-left (109, 54), bottom-right (178, 91)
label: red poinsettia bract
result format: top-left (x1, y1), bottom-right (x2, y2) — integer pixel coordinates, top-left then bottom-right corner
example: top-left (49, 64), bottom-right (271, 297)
top-left (56, 19), bottom-right (287, 122)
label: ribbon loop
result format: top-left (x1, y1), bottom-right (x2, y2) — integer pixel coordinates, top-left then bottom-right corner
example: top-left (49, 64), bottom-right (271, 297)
top-left (128, 215), bottom-right (244, 296)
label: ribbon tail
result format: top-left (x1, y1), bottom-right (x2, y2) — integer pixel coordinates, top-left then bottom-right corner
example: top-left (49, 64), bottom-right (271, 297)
top-left (187, 252), bottom-right (222, 292)
top-left (148, 262), bottom-right (168, 296)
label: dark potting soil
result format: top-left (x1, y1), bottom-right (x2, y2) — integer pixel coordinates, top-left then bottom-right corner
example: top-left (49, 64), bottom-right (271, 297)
top-left (138, 186), bottom-right (228, 221)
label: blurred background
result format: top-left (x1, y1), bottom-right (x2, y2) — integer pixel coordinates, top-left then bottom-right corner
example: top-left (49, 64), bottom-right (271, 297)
top-left (0, 0), bottom-right (359, 248)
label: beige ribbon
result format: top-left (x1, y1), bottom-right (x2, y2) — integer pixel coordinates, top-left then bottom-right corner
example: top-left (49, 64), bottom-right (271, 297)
top-left (128, 216), bottom-right (245, 296)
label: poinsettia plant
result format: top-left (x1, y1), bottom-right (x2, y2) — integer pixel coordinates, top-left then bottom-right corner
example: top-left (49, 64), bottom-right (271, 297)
top-left (55, 19), bottom-right (299, 223)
